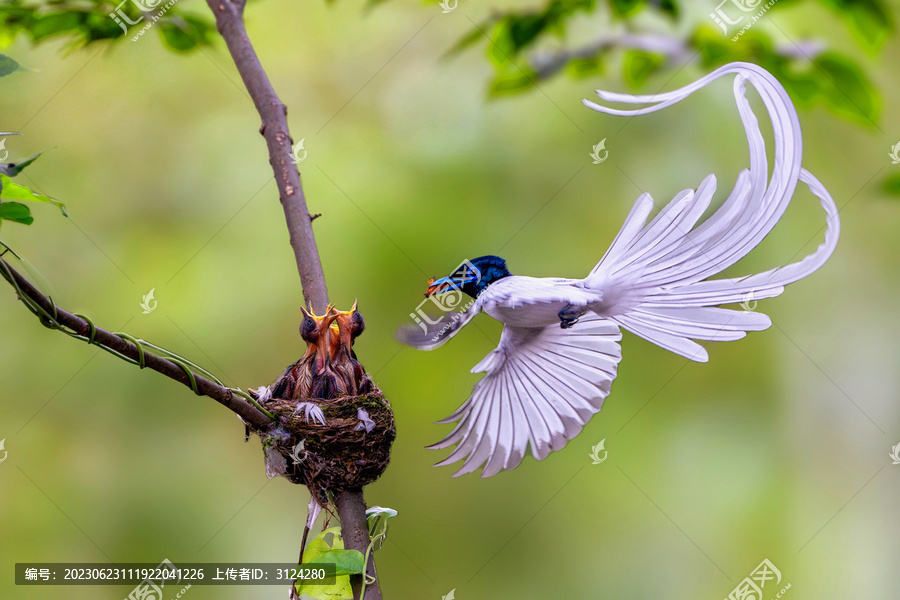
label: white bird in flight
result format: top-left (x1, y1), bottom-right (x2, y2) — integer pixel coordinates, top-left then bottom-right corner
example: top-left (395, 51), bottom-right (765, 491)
top-left (398, 62), bottom-right (840, 478)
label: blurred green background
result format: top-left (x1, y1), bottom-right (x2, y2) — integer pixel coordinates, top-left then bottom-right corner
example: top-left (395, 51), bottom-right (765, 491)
top-left (1, 0), bottom-right (899, 598)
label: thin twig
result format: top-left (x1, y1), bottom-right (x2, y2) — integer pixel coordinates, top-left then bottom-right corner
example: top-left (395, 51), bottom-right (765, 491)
top-left (529, 31), bottom-right (827, 81)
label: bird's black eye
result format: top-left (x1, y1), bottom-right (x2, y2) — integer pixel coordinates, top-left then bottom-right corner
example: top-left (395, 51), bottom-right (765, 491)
top-left (300, 317), bottom-right (316, 337)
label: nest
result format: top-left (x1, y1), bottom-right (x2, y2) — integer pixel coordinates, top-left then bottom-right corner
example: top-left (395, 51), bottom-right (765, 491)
top-left (252, 390), bottom-right (395, 501)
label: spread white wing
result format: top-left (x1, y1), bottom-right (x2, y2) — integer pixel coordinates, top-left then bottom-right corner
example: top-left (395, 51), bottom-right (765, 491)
top-left (428, 314), bottom-right (622, 477)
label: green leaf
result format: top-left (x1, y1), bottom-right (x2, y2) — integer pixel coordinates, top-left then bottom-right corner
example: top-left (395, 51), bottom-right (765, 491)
top-left (820, 0), bottom-right (892, 50)
top-left (489, 69), bottom-right (535, 95)
top-left (306, 549), bottom-right (365, 577)
top-left (83, 11), bottom-right (130, 42)
top-left (565, 56), bottom-right (604, 78)
top-left (488, 19), bottom-right (518, 65)
top-left (30, 12), bottom-right (86, 41)
top-left (657, 0), bottom-right (679, 19)
top-left (508, 14), bottom-right (546, 51)
top-left (773, 66), bottom-right (821, 106)
top-left (813, 53), bottom-right (879, 125)
top-left (609, 0), bottom-right (646, 18)
top-left (692, 25), bottom-right (734, 66)
top-left (444, 25), bottom-right (488, 59)
top-left (883, 173), bottom-right (900, 196)
top-left (302, 527), bottom-right (344, 562)
top-left (0, 54), bottom-right (20, 77)
top-left (0, 152), bottom-right (44, 177)
top-left (0, 202), bottom-right (34, 225)
top-left (0, 175), bottom-right (67, 217)
top-left (623, 50), bottom-right (665, 87)
top-left (159, 21), bottom-right (198, 52)
top-left (159, 16), bottom-right (214, 52)
top-left (296, 527), bottom-right (362, 600)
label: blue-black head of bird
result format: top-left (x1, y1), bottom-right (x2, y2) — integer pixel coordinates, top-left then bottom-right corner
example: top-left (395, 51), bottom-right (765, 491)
top-left (425, 255), bottom-right (511, 299)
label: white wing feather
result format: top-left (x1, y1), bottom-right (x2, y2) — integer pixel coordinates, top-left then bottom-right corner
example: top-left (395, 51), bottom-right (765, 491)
top-left (428, 314), bottom-right (622, 477)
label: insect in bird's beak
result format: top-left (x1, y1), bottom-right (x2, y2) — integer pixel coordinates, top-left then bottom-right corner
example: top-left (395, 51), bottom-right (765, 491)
top-left (425, 277), bottom-right (451, 297)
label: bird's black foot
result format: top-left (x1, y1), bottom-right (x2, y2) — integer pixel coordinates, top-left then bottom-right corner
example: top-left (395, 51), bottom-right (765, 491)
top-left (558, 304), bottom-right (583, 329)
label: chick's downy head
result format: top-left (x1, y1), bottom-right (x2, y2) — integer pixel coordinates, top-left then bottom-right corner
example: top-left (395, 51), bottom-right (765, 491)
top-left (299, 305), bottom-right (339, 365)
top-left (332, 300), bottom-right (365, 355)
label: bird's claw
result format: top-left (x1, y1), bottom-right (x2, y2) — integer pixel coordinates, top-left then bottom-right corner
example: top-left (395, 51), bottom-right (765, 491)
top-left (293, 402), bottom-right (326, 426)
top-left (558, 304), bottom-right (583, 329)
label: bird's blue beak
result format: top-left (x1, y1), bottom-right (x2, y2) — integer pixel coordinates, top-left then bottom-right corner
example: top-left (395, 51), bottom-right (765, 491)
top-left (425, 276), bottom-right (455, 297)
top-left (425, 270), bottom-right (479, 297)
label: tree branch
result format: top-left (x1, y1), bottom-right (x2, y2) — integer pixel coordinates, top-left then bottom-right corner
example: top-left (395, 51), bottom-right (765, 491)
top-left (205, 0), bottom-right (328, 313)
top-left (530, 31), bottom-right (827, 81)
top-left (531, 32), bottom-right (690, 80)
top-left (0, 257), bottom-right (273, 430)
top-left (334, 489), bottom-right (380, 600)
top-left (203, 2), bottom-right (381, 598)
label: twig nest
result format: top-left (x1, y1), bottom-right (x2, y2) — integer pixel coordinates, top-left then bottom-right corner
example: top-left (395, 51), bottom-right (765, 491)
top-left (255, 390), bottom-right (395, 499)
top-left (249, 303), bottom-right (393, 499)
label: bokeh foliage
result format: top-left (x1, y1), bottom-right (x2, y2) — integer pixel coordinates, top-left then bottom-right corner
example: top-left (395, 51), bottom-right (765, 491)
top-left (0, 0), bottom-right (214, 51)
top-left (1, 1), bottom-right (899, 599)
top-left (446, 0), bottom-right (890, 126)
top-left (0, 0), bottom-right (891, 126)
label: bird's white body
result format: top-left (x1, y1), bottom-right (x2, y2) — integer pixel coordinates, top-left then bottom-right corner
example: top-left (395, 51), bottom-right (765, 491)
top-left (478, 276), bottom-right (595, 327)
top-left (401, 62), bottom-right (840, 478)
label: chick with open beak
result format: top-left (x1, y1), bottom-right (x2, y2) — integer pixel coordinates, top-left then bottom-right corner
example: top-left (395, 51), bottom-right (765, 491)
top-left (268, 302), bottom-right (373, 416)
top-left (304, 305), bottom-right (345, 399)
top-left (264, 306), bottom-right (334, 425)
top-left (330, 300), bottom-right (373, 396)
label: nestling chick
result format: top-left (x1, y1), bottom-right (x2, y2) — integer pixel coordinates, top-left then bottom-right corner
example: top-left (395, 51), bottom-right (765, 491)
top-left (330, 300), bottom-right (373, 395)
top-left (270, 302), bottom-right (373, 407)
top-left (270, 305), bottom-right (337, 406)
